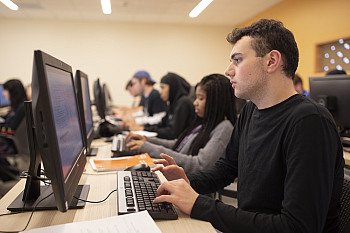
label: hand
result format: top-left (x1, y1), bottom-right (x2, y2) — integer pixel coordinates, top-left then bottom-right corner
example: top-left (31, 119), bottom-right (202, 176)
top-left (153, 179), bottom-right (199, 215)
top-left (126, 140), bottom-right (145, 150)
top-left (125, 133), bottom-right (146, 142)
top-left (152, 154), bottom-right (189, 183)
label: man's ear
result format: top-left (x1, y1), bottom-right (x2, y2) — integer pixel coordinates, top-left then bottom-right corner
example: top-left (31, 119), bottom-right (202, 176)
top-left (266, 50), bottom-right (282, 74)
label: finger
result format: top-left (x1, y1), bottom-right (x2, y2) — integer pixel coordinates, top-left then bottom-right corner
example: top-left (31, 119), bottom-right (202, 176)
top-left (160, 153), bottom-right (177, 165)
top-left (151, 165), bottom-right (164, 173)
top-left (125, 133), bottom-right (133, 142)
top-left (153, 195), bottom-right (173, 204)
top-left (125, 141), bottom-right (135, 148)
top-left (153, 159), bottom-right (169, 167)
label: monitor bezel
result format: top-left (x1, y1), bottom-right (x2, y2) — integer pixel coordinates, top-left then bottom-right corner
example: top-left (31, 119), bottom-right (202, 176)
top-left (75, 70), bottom-right (94, 154)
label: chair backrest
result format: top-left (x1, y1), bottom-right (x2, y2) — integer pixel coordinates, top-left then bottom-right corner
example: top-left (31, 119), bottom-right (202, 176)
top-left (4, 118), bottom-right (29, 155)
top-left (339, 168), bottom-right (350, 233)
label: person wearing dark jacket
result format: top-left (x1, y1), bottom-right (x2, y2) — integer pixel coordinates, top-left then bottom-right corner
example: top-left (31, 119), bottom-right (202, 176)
top-left (0, 79), bottom-right (28, 181)
top-left (144, 72), bottom-right (195, 139)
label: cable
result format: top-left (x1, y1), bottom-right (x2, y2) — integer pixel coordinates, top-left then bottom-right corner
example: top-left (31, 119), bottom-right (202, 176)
top-left (74, 189), bottom-right (117, 204)
top-left (0, 192), bottom-right (53, 233)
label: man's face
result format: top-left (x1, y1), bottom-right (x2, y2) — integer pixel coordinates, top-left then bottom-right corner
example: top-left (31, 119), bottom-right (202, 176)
top-left (131, 78), bottom-right (143, 96)
top-left (225, 36), bottom-right (267, 101)
top-left (127, 85), bottom-right (138, 97)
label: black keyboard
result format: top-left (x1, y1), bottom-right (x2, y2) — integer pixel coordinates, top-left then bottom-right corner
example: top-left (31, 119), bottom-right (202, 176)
top-left (111, 134), bottom-right (138, 157)
top-left (117, 170), bottom-right (178, 220)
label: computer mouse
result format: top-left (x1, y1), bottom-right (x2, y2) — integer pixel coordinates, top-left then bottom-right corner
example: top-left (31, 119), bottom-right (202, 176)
top-left (124, 164), bottom-right (150, 171)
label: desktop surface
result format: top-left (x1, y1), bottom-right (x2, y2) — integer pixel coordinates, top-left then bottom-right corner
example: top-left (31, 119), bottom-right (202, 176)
top-left (0, 138), bottom-right (216, 233)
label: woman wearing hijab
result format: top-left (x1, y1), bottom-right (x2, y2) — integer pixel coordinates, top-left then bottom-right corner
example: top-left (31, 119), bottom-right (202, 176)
top-left (143, 72), bottom-right (195, 139)
top-left (126, 74), bottom-right (237, 174)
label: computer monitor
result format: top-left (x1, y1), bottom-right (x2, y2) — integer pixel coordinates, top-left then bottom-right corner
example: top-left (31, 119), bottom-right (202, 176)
top-left (0, 84), bottom-right (10, 107)
top-left (8, 50), bottom-right (89, 212)
top-left (75, 70), bottom-right (98, 156)
top-left (309, 75), bottom-right (350, 138)
top-left (103, 83), bottom-right (113, 115)
top-left (93, 78), bottom-right (106, 120)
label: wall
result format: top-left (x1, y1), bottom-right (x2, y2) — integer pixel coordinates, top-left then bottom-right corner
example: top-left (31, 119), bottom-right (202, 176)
top-left (238, 0), bottom-right (350, 90)
top-left (0, 19), bottom-right (232, 106)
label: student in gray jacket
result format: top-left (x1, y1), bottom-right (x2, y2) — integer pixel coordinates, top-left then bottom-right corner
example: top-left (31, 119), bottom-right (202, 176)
top-left (125, 74), bottom-right (237, 174)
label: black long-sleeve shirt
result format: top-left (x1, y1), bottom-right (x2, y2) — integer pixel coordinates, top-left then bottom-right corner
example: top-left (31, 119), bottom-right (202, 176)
top-left (189, 94), bottom-right (344, 233)
top-left (144, 95), bottom-right (195, 139)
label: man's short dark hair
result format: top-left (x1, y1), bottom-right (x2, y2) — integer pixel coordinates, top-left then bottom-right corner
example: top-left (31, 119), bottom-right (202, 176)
top-left (227, 19), bottom-right (299, 79)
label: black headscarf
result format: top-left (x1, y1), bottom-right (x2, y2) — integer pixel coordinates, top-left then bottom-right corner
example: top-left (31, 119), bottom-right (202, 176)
top-left (160, 72), bottom-right (190, 110)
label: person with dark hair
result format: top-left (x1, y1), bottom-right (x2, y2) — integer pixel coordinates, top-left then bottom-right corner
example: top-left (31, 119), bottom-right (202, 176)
top-left (0, 79), bottom-right (28, 181)
top-left (118, 71), bottom-right (167, 129)
top-left (326, 69), bottom-right (347, 75)
top-left (141, 72), bottom-right (195, 139)
top-left (125, 74), bottom-right (236, 174)
top-left (293, 73), bottom-right (310, 97)
top-left (0, 79), bottom-right (27, 131)
top-left (130, 70), bottom-right (167, 124)
top-left (152, 19), bottom-right (344, 232)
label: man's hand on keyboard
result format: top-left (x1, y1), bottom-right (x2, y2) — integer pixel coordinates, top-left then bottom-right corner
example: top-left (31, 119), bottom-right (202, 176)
top-left (152, 154), bottom-right (189, 183)
top-left (153, 179), bottom-right (199, 216)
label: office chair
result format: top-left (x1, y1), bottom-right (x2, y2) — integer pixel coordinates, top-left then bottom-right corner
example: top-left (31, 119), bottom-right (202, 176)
top-left (339, 167), bottom-right (350, 233)
top-left (1, 118), bottom-right (29, 155)
top-left (0, 118), bottom-right (29, 181)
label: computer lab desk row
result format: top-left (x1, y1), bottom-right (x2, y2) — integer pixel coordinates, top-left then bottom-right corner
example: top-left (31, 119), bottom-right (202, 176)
top-left (1, 139), bottom-right (349, 233)
top-left (0, 138), bottom-right (216, 233)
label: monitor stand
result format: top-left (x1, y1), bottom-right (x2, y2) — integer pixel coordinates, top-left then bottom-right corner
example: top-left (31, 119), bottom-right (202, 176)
top-left (7, 101), bottom-right (89, 212)
top-left (7, 184), bottom-right (90, 212)
top-left (86, 147), bottom-right (98, 156)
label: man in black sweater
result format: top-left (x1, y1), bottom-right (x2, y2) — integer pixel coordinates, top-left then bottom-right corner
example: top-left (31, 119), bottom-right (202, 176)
top-left (152, 19), bottom-right (345, 232)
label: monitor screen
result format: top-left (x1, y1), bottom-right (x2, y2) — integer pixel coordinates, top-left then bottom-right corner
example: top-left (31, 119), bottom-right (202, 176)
top-left (45, 65), bottom-right (84, 178)
top-left (80, 74), bottom-right (93, 134)
top-left (0, 84), bottom-right (10, 107)
top-left (309, 75), bottom-right (350, 135)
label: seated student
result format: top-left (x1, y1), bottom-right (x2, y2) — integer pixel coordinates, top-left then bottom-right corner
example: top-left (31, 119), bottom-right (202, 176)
top-left (120, 70), bottom-right (167, 127)
top-left (0, 79), bottom-right (28, 181)
top-left (125, 74), bottom-right (237, 174)
top-left (142, 72), bottom-right (195, 140)
top-left (0, 79), bottom-right (27, 133)
top-left (293, 74), bottom-right (310, 97)
top-left (151, 19), bottom-right (344, 232)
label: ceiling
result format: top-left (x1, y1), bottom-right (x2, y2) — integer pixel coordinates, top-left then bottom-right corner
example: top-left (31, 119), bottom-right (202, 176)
top-left (0, 0), bottom-right (284, 26)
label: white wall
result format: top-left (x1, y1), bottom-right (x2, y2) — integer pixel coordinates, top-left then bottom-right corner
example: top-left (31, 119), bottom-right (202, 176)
top-left (0, 19), bottom-right (233, 106)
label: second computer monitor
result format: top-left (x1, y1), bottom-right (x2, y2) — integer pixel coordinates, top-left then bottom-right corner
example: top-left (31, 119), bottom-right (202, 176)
top-left (309, 74), bottom-right (350, 136)
top-left (75, 70), bottom-right (98, 156)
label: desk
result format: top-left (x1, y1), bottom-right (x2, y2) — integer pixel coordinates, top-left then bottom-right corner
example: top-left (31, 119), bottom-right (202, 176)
top-left (0, 139), bottom-right (215, 233)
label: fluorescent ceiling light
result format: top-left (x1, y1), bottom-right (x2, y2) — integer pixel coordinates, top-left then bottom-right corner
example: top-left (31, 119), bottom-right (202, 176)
top-left (189, 0), bottom-right (213, 18)
top-left (101, 0), bottom-right (111, 14)
top-left (0, 0), bottom-right (19, 11)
